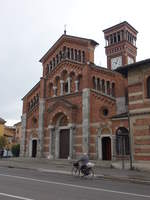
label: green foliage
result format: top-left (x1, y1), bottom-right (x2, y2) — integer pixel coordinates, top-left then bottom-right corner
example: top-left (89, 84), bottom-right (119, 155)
top-left (11, 144), bottom-right (20, 157)
top-left (0, 136), bottom-right (7, 149)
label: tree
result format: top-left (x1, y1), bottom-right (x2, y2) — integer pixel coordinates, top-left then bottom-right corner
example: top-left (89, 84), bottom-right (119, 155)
top-left (0, 136), bottom-right (7, 149)
top-left (11, 144), bottom-right (20, 157)
top-left (0, 136), bottom-right (7, 157)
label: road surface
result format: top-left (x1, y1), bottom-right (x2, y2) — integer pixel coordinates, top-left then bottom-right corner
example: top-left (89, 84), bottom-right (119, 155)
top-left (0, 167), bottom-right (150, 200)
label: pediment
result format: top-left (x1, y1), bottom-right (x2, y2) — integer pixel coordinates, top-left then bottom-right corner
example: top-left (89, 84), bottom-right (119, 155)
top-left (47, 98), bottom-right (78, 113)
top-left (39, 34), bottom-right (98, 64)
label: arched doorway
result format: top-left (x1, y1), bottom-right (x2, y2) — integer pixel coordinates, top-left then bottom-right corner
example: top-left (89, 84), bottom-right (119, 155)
top-left (52, 112), bottom-right (70, 159)
top-left (102, 137), bottom-right (111, 160)
top-left (32, 139), bottom-right (37, 157)
top-left (116, 127), bottom-right (130, 156)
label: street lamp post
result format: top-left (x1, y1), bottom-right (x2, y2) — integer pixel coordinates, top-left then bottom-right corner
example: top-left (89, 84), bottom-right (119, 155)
top-left (128, 111), bottom-right (133, 170)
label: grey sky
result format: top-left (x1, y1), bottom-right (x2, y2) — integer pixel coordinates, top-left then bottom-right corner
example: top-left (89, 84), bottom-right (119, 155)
top-left (0, 0), bottom-right (150, 125)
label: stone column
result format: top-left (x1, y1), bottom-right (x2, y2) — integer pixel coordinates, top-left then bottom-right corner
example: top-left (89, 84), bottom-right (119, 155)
top-left (98, 136), bottom-right (102, 160)
top-left (37, 98), bottom-right (45, 157)
top-left (25, 132), bottom-right (30, 157)
top-left (55, 128), bottom-right (59, 159)
top-left (67, 77), bottom-right (71, 94)
top-left (104, 81), bottom-right (107, 94)
top-left (100, 80), bottom-right (103, 92)
top-left (20, 113), bottom-right (26, 157)
top-left (112, 135), bottom-right (116, 160)
top-left (75, 80), bottom-right (79, 92)
top-left (82, 88), bottom-right (90, 154)
top-left (119, 31), bottom-right (121, 41)
top-left (60, 80), bottom-right (64, 96)
top-left (29, 134), bottom-right (32, 157)
top-left (53, 86), bottom-right (57, 97)
top-left (95, 78), bottom-right (98, 90)
top-left (49, 125), bottom-right (55, 159)
top-left (110, 82), bottom-right (112, 97)
top-left (68, 124), bottom-right (75, 159)
top-left (116, 33), bottom-right (118, 43)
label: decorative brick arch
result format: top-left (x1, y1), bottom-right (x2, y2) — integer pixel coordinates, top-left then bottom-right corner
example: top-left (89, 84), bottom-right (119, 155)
top-left (97, 126), bottom-right (113, 160)
top-left (48, 99), bottom-right (77, 159)
top-left (48, 98), bottom-right (78, 125)
top-left (52, 112), bottom-right (69, 126)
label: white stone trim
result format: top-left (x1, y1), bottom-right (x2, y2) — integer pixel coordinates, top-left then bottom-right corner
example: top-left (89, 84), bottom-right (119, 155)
top-left (129, 100), bottom-right (143, 105)
top-left (130, 107), bottom-right (150, 113)
top-left (128, 92), bottom-right (143, 97)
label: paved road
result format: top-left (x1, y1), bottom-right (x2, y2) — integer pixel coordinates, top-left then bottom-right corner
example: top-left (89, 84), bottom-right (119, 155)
top-left (0, 167), bottom-right (150, 200)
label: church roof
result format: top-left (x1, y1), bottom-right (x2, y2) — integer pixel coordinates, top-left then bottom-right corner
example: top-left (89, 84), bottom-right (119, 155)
top-left (22, 81), bottom-right (40, 100)
top-left (39, 34), bottom-right (99, 63)
top-left (103, 21), bottom-right (138, 34)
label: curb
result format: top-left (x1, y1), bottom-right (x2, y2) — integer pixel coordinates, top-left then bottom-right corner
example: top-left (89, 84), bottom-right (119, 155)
top-left (1, 164), bottom-right (150, 185)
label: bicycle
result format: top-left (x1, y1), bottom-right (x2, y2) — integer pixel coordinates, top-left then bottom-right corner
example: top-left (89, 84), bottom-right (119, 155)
top-left (71, 161), bottom-right (95, 178)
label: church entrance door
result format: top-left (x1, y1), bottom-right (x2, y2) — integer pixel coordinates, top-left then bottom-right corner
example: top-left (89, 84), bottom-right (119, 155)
top-left (102, 137), bottom-right (111, 160)
top-left (59, 129), bottom-right (70, 159)
top-left (32, 139), bottom-right (37, 157)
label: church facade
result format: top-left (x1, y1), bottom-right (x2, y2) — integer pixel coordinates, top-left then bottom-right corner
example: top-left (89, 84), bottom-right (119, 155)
top-left (20, 21), bottom-right (150, 164)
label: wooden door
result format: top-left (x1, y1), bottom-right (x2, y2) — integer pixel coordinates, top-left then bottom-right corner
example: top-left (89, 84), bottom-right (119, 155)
top-left (32, 140), bottom-right (37, 158)
top-left (59, 129), bottom-right (70, 159)
top-left (102, 137), bottom-right (111, 160)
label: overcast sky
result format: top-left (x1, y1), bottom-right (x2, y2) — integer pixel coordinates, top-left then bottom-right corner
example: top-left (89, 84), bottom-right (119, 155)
top-left (0, 0), bottom-right (150, 126)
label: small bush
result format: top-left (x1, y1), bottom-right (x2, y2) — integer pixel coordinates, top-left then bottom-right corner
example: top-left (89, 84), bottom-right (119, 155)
top-left (11, 144), bottom-right (20, 157)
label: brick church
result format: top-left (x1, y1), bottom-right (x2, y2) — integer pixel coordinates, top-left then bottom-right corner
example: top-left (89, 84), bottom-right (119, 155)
top-left (21, 21), bottom-right (150, 165)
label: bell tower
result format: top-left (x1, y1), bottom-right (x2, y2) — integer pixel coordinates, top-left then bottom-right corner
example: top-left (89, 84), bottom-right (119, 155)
top-left (103, 21), bottom-right (138, 70)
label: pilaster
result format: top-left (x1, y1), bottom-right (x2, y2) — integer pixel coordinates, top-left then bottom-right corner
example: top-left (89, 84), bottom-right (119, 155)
top-left (82, 88), bottom-right (90, 153)
top-left (37, 98), bottom-right (45, 157)
top-left (20, 113), bottom-right (26, 157)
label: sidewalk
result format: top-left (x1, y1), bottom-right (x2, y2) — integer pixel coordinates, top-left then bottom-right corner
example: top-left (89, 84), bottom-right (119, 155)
top-left (0, 157), bottom-right (150, 185)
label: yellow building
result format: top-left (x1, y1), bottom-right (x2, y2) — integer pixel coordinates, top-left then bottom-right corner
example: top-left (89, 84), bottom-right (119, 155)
top-left (0, 117), bottom-right (6, 136)
top-left (4, 126), bottom-right (16, 149)
top-left (14, 122), bottom-right (21, 144)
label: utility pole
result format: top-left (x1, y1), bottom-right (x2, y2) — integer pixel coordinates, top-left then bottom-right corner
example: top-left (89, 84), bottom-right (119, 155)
top-left (128, 111), bottom-right (133, 170)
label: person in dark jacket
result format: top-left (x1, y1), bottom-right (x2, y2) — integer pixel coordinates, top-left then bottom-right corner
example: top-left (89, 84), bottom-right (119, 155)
top-left (78, 152), bottom-right (89, 173)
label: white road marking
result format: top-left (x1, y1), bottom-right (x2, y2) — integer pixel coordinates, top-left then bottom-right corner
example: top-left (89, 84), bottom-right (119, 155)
top-left (0, 173), bottom-right (150, 198)
top-left (0, 192), bottom-right (34, 200)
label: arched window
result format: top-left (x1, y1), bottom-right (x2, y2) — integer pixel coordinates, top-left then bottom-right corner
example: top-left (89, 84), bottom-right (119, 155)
top-left (33, 96), bottom-right (36, 106)
top-left (116, 127), bottom-right (130, 155)
top-left (75, 49), bottom-right (77, 61)
top-left (59, 51), bottom-right (62, 62)
top-left (97, 78), bottom-right (101, 91)
top-left (67, 48), bottom-right (70, 59)
top-left (102, 80), bottom-right (105, 93)
top-left (92, 77), bottom-right (96, 89)
top-left (50, 61), bottom-right (52, 71)
top-left (36, 94), bottom-right (39, 103)
top-left (78, 50), bottom-right (81, 62)
top-left (147, 76), bottom-right (150, 98)
top-left (53, 58), bottom-right (55, 68)
top-left (71, 48), bottom-right (74, 60)
top-left (31, 99), bottom-right (33, 109)
top-left (63, 46), bottom-right (66, 59)
top-left (82, 51), bottom-right (85, 63)
top-left (64, 81), bottom-right (68, 93)
top-left (56, 54), bottom-right (59, 64)
top-left (106, 81), bottom-right (110, 95)
top-left (112, 82), bottom-right (115, 97)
